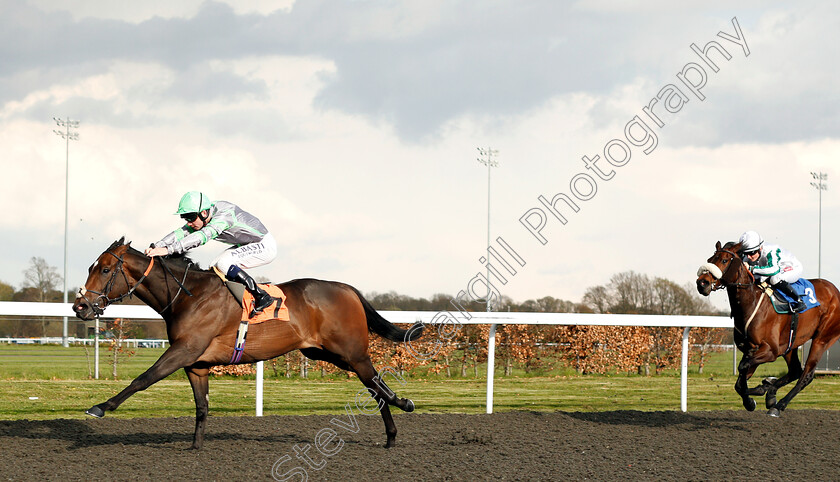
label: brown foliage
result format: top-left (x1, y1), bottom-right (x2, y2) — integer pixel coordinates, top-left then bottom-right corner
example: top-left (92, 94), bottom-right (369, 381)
top-left (556, 325), bottom-right (653, 374)
top-left (210, 364), bottom-right (256, 376)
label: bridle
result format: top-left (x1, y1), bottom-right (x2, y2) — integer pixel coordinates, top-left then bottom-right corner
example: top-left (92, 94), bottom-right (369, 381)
top-left (699, 248), bottom-right (755, 292)
top-left (78, 250), bottom-right (192, 317)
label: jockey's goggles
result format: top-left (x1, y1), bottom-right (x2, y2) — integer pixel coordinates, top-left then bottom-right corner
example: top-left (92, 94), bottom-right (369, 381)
top-left (180, 212), bottom-right (199, 222)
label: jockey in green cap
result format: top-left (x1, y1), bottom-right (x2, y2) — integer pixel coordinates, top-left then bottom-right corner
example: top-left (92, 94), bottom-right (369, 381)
top-left (145, 191), bottom-right (276, 316)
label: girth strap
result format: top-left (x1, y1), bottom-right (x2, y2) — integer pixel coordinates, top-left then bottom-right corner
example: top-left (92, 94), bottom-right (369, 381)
top-left (783, 312), bottom-right (799, 356)
top-left (230, 321), bottom-right (249, 364)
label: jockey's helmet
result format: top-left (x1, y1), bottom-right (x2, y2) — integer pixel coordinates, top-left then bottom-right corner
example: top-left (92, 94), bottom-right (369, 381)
top-left (738, 230), bottom-right (763, 254)
top-left (175, 191), bottom-right (213, 215)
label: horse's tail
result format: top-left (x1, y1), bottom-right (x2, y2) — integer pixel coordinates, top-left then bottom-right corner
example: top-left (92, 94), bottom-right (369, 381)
top-left (350, 287), bottom-right (424, 343)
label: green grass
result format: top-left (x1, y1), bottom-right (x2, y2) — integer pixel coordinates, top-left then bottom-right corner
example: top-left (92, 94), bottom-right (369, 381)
top-left (0, 344), bottom-right (838, 420)
top-left (0, 344), bottom-right (184, 380)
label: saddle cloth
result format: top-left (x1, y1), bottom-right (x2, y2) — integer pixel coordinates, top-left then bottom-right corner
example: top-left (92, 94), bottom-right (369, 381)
top-left (762, 279), bottom-right (820, 314)
top-left (211, 266), bottom-right (290, 323)
top-left (240, 284), bottom-right (290, 323)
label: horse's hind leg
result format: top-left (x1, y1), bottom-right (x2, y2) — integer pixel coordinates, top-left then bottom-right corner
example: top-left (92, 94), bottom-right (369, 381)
top-left (763, 349), bottom-right (803, 409)
top-left (185, 366), bottom-right (210, 450)
top-left (359, 361), bottom-right (414, 412)
top-left (350, 358), bottom-right (414, 448)
top-left (769, 341), bottom-right (827, 416)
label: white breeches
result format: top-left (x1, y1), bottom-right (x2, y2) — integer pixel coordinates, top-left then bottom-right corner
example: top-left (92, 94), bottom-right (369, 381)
top-left (213, 232), bottom-right (277, 274)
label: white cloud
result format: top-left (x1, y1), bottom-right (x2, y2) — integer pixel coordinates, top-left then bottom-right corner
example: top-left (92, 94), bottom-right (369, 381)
top-left (1, 1), bottom-right (838, 312)
top-left (26, 0), bottom-right (295, 23)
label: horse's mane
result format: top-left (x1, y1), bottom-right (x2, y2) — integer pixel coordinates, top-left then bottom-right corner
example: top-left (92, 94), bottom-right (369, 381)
top-left (722, 241), bottom-right (741, 250)
top-left (160, 252), bottom-right (211, 273)
top-left (112, 237), bottom-right (211, 273)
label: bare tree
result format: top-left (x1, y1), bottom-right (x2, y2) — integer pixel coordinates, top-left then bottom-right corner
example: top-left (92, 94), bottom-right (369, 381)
top-left (610, 271), bottom-right (654, 314)
top-left (23, 257), bottom-right (62, 302)
top-left (582, 285), bottom-right (612, 314)
top-left (22, 257), bottom-right (62, 336)
top-left (108, 318), bottom-right (136, 379)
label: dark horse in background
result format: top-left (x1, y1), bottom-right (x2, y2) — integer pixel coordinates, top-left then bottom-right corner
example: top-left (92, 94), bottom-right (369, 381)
top-left (696, 241), bottom-right (840, 415)
top-left (73, 238), bottom-right (423, 449)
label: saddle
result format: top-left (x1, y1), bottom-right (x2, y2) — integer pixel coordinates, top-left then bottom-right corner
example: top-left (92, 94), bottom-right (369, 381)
top-left (759, 279), bottom-right (820, 314)
top-left (212, 267), bottom-right (290, 364)
top-left (756, 279), bottom-right (819, 357)
top-left (212, 266), bottom-right (290, 323)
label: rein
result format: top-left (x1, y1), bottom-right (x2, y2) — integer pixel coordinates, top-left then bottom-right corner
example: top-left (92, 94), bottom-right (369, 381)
top-left (159, 259), bottom-right (193, 314)
top-left (79, 250), bottom-right (192, 317)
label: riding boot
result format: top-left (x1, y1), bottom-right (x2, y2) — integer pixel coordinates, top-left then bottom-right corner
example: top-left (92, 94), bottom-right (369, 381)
top-left (774, 280), bottom-right (806, 313)
top-left (226, 265), bottom-right (274, 316)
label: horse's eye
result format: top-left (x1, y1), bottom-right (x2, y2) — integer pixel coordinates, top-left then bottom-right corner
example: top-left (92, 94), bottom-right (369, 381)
top-left (102, 268), bottom-right (110, 274)
top-left (722, 259), bottom-right (729, 264)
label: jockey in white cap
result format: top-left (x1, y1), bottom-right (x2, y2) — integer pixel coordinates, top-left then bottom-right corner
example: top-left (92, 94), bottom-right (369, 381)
top-left (738, 230), bottom-right (805, 312)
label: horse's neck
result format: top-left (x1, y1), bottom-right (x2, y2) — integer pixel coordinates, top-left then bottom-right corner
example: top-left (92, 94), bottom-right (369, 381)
top-left (131, 257), bottom-right (218, 316)
top-left (727, 284), bottom-right (762, 323)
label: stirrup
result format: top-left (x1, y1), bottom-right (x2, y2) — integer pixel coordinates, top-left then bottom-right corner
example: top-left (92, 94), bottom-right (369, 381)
top-left (790, 300), bottom-right (806, 313)
top-left (250, 293), bottom-right (274, 317)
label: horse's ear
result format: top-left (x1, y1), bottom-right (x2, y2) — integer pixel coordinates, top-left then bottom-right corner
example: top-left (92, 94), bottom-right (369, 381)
top-left (117, 236), bottom-right (125, 246)
top-left (715, 241), bottom-right (722, 250)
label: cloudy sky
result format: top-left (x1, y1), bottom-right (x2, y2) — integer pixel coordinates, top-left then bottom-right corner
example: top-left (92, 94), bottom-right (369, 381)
top-left (1, 0), bottom-right (837, 310)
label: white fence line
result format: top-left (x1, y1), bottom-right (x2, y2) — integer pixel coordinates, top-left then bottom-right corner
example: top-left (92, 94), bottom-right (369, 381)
top-left (0, 337), bottom-right (168, 348)
top-left (0, 302), bottom-right (731, 414)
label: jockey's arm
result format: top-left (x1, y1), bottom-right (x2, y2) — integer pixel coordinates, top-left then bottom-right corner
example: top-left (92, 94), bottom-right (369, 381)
top-left (150, 218), bottom-right (234, 256)
top-left (751, 248), bottom-right (782, 277)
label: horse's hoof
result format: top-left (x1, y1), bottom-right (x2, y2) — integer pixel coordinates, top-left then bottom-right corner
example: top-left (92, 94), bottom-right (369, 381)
top-left (404, 399), bottom-right (415, 413)
top-left (85, 405), bottom-right (105, 418)
top-left (743, 398), bottom-right (756, 412)
top-left (767, 407), bottom-right (782, 418)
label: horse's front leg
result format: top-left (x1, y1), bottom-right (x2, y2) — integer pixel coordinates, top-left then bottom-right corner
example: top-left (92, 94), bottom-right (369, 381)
top-left (735, 353), bottom-right (759, 411)
top-left (86, 343), bottom-right (204, 417)
top-left (185, 366), bottom-right (210, 450)
top-left (735, 343), bottom-right (777, 411)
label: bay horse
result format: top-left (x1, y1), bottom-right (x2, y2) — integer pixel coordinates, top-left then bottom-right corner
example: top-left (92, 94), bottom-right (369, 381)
top-left (72, 237), bottom-right (423, 449)
top-left (696, 241), bottom-right (840, 416)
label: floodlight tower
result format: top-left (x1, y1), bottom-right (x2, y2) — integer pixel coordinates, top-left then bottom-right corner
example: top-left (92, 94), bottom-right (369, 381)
top-left (477, 147), bottom-right (499, 415)
top-left (810, 172), bottom-right (828, 278)
top-left (53, 117), bottom-right (80, 348)
top-left (477, 147), bottom-right (499, 312)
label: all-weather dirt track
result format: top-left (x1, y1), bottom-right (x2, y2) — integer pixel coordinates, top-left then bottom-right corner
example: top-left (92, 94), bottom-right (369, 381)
top-left (2, 410), bottom-right (840, 481)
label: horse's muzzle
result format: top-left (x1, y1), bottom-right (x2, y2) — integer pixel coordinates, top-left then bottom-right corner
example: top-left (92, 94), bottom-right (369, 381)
top-left (696, 277), bottom-right (712, 296)
top-left (72, 299), bottom-right (96, 321)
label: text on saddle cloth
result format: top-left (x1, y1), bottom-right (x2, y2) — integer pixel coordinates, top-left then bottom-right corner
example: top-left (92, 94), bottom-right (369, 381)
top-left (241, 284), bottom-right (290, 323)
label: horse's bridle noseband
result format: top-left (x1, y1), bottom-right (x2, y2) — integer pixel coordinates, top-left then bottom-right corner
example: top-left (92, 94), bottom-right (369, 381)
top-left (77, 250), bottom-right (156, 317)
top-left (701, 248), bottom-right (755, 291)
